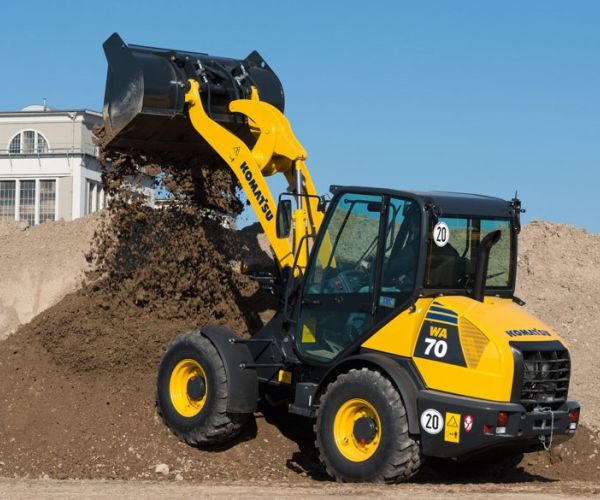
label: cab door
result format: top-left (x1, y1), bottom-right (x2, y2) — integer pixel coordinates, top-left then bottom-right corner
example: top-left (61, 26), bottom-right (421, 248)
top-left (296, 192), bottom-right (384, 362)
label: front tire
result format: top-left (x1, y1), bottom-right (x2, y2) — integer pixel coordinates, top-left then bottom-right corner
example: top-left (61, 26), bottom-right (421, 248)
top-left (156, 330), bottom-right (247, 446)
top-left (315, 368), bottom-right (421, 482)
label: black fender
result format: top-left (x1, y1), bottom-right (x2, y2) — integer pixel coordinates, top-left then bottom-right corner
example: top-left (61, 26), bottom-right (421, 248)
top-left (201, 325), bottom-right (258, 413)
top-left (318, 352), bottom-right (423, 435)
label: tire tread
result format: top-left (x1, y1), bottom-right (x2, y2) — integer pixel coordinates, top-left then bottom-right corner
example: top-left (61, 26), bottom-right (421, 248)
top-left (156, 330), bottom-right (246, 446)
top-left (315, 367), bottom-right (421, 483)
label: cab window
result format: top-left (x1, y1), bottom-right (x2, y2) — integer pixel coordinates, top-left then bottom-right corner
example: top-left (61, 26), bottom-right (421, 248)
top-left (305, 193), bottom-right (382, 295)
top-left (297, 193), bottom-right (421, 363)
top-left (298, 193), bottom-right (382, 361)
top-left (425, 217), bottom-right (513, 290)
top-left (380, 198), bottom-right (420, 296)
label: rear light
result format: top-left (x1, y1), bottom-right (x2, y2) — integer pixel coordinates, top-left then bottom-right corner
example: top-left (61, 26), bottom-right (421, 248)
top-left (569, 408), bottom-right (580, 430)
top-left (496, 411), bottom-right (508, 434)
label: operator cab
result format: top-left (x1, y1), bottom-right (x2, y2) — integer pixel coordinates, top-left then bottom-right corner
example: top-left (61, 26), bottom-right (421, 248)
top-left (292, 186), bottom-right (521, 364)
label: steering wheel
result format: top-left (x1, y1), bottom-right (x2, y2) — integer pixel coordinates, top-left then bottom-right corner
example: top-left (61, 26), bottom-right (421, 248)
top-left (322, 267), bottom-right (369, 294)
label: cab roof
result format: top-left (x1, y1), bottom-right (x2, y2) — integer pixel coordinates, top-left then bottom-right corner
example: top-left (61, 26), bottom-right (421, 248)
top-left (331, 185), bottom-right (514, 218)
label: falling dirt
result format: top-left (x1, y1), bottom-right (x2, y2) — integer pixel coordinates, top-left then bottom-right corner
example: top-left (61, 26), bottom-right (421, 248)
top-left (0, 127), bottom-right (283, 481)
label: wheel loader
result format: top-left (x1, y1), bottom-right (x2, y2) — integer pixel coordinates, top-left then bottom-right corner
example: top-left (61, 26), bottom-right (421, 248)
top-left (101, 33), bottom-right (580, 483)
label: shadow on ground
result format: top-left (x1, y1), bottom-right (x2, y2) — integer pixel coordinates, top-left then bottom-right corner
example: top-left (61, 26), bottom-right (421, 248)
top-left (261, 402), bottom-right (555, 484)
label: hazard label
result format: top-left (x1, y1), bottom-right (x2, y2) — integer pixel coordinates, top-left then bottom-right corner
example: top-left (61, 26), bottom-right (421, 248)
top-left (229, 146), bottom-right (242, 162)
top-left (444, 412), bottom-right (461, 443)
top-left (464, 415), bottom-right (473, 432)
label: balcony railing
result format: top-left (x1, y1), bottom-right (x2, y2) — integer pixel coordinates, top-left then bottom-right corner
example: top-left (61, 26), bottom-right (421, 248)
top-left (0, 143), bottom-right (99, 159)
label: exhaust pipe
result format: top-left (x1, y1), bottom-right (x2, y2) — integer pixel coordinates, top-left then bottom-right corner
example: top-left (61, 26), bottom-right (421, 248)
top-left (472, 230), bottom-right (502, 302)
top-left (101, 33), bottom-right (284, 155)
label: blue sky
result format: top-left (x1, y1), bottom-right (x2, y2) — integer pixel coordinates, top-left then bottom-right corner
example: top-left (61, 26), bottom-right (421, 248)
top-left (1, 1), bottom-right (598, 231)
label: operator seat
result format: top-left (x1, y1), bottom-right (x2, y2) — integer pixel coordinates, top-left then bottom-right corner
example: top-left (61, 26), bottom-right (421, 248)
top-left (382, 204), bottom-right (420, 290)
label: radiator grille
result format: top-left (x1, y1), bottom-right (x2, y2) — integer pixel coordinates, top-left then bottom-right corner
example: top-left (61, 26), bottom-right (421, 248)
top-left (519, 348), bottom-right (570, 411)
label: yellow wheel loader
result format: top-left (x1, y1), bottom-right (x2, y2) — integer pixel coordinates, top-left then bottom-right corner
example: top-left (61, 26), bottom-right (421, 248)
top-left (102, 33), bottom-right (580, 483)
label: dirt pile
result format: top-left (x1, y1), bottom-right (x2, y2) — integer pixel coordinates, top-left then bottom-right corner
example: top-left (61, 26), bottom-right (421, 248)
top-left (0, 312), bottom-right (598, 482)
top-left (26, 126), bottom-right (278, 375)
top-left (516, 220), bottom-right (600, 426)
top-left (0, 125), bottom-right (286, 479)
top-left (0, 216), bottom-right (99, 340)
top-left (0, 325), bottom-right (304, 481)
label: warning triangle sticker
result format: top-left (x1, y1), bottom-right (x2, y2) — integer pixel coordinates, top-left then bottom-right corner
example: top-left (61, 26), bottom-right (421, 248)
top-left (447, 416), bottom-right (458, 427)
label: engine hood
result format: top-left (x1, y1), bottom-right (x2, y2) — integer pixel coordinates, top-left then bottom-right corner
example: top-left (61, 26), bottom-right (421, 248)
top-left (430, 296), bottom-right (566, 347)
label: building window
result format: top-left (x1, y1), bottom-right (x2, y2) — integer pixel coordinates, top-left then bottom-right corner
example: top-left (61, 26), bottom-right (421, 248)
top-left (0, 179), bottom-right (57, 225)
top-left (39, 180), bottom-right (56, 223)
top-left (8, 130), bottom-right (49, 154)
top-left (86, 180), bottom-right (104, 214)
top-left (8, 135), bottom-right (20, 154)
top-left (23, 131), bottom-right (35, 153)
top-left (38, 135), bottom-right (49, 153)
top-left (0, 181), bottom-right (16, 220)
top-left (19, 180), bottom-right (36, 226)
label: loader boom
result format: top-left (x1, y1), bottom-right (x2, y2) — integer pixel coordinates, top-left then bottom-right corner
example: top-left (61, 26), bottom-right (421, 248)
top-left (185, 79), bottom-right (323, 271)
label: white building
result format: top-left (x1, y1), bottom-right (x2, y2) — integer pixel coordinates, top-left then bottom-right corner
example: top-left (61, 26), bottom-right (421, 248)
top-left (0, 105), bottom-right (152, 226)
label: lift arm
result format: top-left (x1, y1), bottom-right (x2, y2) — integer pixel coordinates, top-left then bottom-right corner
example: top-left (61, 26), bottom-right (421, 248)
top-left (185, 79), bottom-right (323, 271)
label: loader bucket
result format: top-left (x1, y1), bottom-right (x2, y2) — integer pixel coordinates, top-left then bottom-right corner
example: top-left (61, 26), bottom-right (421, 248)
top-left (102, 33), bottom-right (285, 155)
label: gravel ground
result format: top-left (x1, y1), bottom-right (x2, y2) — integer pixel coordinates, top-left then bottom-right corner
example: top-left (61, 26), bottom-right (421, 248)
top-left (0, 479), bottom-right (599, 499)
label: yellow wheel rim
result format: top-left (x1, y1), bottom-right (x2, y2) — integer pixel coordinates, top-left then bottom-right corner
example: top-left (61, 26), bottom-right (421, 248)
top-left (169, 358), bottom-right (208, 418)
top-left (333, 398), bottom-right (382, 462)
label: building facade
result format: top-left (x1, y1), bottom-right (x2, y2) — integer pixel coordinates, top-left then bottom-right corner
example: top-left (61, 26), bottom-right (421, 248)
top-left (0, 106), bottom-right (109, 225)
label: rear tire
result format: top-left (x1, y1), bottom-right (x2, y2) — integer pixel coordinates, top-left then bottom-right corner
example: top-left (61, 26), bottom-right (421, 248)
top-left (156, 330), bottom-right (247, 446)
top-left (315, 368), bottom-right (421, 482)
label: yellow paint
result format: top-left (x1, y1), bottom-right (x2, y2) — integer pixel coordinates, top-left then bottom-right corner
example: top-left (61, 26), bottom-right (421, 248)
top-left (363, 295), bottom-right (566, 403)
top-left (284, 160), bottom-right (325, 272)
top-left (301, 316), bottom-right (317, 343)
top-left (362, 298), bottom-right (433, 357)
top-left (169, 358), bottom-right (207, 418)
top-left (333, 398), bottom-right (381, 462)
top-left (444, 412), bottom-right (461, 443)
top-left (278, 370), bottom-right (292, 384)
top-left (185, 80), bottom-right (323, 272)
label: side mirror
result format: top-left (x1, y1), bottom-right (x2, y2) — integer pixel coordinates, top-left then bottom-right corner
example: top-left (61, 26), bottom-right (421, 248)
top-left (276, 199), bottom-right (292, 238)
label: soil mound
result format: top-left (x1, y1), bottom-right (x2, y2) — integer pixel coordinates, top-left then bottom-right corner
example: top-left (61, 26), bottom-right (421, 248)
top-left (0, 216), bottom-right (99, 340)
top-left (0, 129), bottom-right (283, 480)
top-left (24, 217), bottom-right (275, 375)
top-left (0, 313), bottom-right (598, 482)
top-left (516, 220), bottom-right (600, 426)
top-left (12, 125), bottom-right (275, 376)
top-left (0, 324), bottom-right (302, 482)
